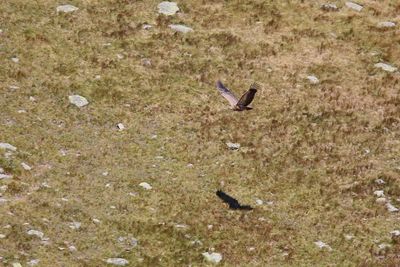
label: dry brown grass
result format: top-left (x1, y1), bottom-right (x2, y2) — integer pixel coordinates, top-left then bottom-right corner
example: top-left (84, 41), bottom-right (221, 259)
top-left (1, 0), bottom-right (400, 266)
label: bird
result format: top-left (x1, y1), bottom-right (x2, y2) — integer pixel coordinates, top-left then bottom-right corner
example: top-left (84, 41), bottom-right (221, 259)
top-left (216, 190), bottom-right (253, 210)
top-left (216, 80), bottom-right (259, 111)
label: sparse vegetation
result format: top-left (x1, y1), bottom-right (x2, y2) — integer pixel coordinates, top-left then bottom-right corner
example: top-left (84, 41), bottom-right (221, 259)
top-left (1, 0), bottom-right (400, 266)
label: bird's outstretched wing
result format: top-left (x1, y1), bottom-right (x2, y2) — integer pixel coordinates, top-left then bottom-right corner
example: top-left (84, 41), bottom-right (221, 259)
top-left (237, 82), bottom-right (259, 107)
top-left (216, 81), bottom-right (238, 107)
top-left (216, 190), bottom-right (253, 210)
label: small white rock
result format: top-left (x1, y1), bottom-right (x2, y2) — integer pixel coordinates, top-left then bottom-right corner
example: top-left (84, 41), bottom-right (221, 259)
top-left (390, 230), bottom-right (400, 237)
top-left (69, 95), bottom-right (89, 107)
top-left (142, 24), bottom-right (152, 30)
top-left (202, 252), bottom-right (223, 264)
top-left (374, 190), bottom-right (384, 197)
top-left (150, 134), bottom-right (158, 139)
top-left (116, 123), bottom-right (125, 131)
top-left (158, 1), bottom-right (179, 15)
top-left (175, 224), bottom-right (188, 229)
top-left (27, 259), bottom-right (40, 266)
top-left (345, 2), bottom-right (363, 12)
top-left (344, 234), bottom-right (354, 240)
top-left (386, 203), bottom-right (399, 212)
top-left (0, 234), bottom-right (5, 238)
top-left (106, 258), bottom-right (129, 266)
top-left (0, 174), bottom-right (12, 180)
top-left (69, 245), bottom-right (77, 252)
top-left (376, 197), bottom-right (387, 204)
top-left (375, 179), bottom-right (385, 185)
top-left (116, 54), bottom-right (124, 59)
top-left (12, 263), bottom-right (22, 267)
top-left (139, 182), bottom-right (152, 190)
top-left (0, 143), bottom-right (17, 151)
top-left (321, 4), bottom-right (338, 11)
top-left (377, 21), bottom-right (396, 28)
top-left (29, 96), bottom-right (36, 101)
top-left (21, 162), bottom-right (32, 170)
top-left (375, 62), bottom-right (398, 73)
top-left (307, 75), bottom-right (319, 84)
top-left (255, 199), bottom-right (263, 205)
top-left (0, 167), bottom-right (3, 173)
top-left (92, 218), bottom-right (101, 224)
top-left (314, 240), bottom-right (332, 251)
top-left (169, 24), bottom-right (193, 33)
top-left (56, 4), bottom-right (79, 13)
top-left (141, 58), bottom-right (152, 67)
top-left (68, 221), bottom-right (81, 230)
top-left (9, 85), bottom-right (20, 90)
top-left (11, 57), bottom-right (19, 63)
top-left (378, 243), bottom-right (391, 250)
top-left (27, 229), bottom-right (44, 239)
top-left (226, 142), bottom-right (240, 150)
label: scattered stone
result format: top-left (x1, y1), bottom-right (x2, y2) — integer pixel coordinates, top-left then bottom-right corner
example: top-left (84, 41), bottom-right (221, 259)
top-left (207, 224), bottom-right (213, 230)
top-left (248, 247), bottom-right (256, 251)
top-left (306, 75), bottom-right (319, 84)
top-left (12, 263), bottom-right (22, 267)
top-left (92, 218), bottom-right (101, 224)
top-left (175, 224), bottom-right (188, 229)
top-left (141, 58), bottom-right (152, 67)
top-left (150, 134), bottom-right (157, 139)
top-left (117, 236), bottom-right (138, 250)
top-left (202, 252), bottom-right (223, 264)
top-left (9, 85), bottom-right (20, 90)
top-left (69, 245), bottom-right (77, 252)
top-left (116, 123), bottom-right (125, 131)
top-left (18, 109), bottom-right (27, 113)
top-left (169, 24), bottom-right (193, 33)
top-left (56, 4), bottom-right (78, 13)
top-left (29, 96), bottom-right (36, 101)
top-left (0, 143), bottom-right (17, 151)
top-left (374, 190), bottom-right (384, 197)
top-left (376, 197), bottom-right (387, 204)
top-left (378, 243), bottom-right (391, 251)
top-left (375, 179), bottom-right (385, 185)
top-left (11, 57), bottom-right (19, 63)
top-left (321, 4), bottom-right (338, 11)
top-left (139, 182), bottom-right (152, 190)
top-left (0, 167), bottom-right (3, 173)
top-left (345, 2), bottom-right (363, 12)
top-left (314, 240), bottom-right (332, 251)
top-left (375, 62), bottom-right (398, 72)
top-left (158, 1), bottom-right (179, 15)
top-left (27, 229), bottom-right (44, 239)
top-left (226, 142), bottom-right (240, 150)
top-left (187, 163), bottom-right (194, 168)
top-left (344, 234), bottom-right (354, 241)
top-left (190, 239), bottom-right (203, 246)
top-left (68, 221), bottom-right (81, 230)
top-left (21, 162), bottom-right (32, 170)
top-left (0, 234), bottom-right (5, 238)
top-left (255, 199), bottom-right (263, 205)
top-left (27, 259), bottom-right (40, 266)
top-left (69, 95), bottom-right (89, 107)
top-left (377, 21), bottom-right (396, 28)
top-left (386, 203), bottom-right (399, 212)
top-left (106, 258), bottom-right (129, 266)
top-left (116, 54), bottom-right (124, 60)
top-left (142, 24), bottom-right (152, 30)
top-left (390, 230), bottom-right (400, 238)
top-left (0, 174), bottom-right (12, 179)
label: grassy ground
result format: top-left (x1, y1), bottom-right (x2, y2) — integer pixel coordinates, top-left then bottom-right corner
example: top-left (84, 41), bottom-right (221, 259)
top-left (1, 0), bottom-right (400, 266)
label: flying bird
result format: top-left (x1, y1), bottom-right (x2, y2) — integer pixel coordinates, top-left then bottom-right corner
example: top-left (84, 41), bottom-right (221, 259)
top-left (216, 190), bottom-right (253, 210)
top-left (216, 80), bottom-right (259, 111)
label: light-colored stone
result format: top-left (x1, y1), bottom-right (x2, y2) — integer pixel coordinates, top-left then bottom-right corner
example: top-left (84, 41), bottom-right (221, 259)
top-left (0, 143), bottom-right (17, 151)
top-left (68, 221), bottom-right (81, 230)
top-left (56, 4), bottom-right (78, 13)
top-left (374, 190), bottom-right (384, 197)
top-left (27, 229), bottom-right (44, 239)
top-left (376, 197), bottom-right (387, 204)
top-left (345, 2), bottom-right (363, 12)
top-left (307, 75), bottom-right (319, 84)
top-left (0, 167), bottom-right (3, 173)
top-left (321, 4), bottom-right (338, 11)
top-left (139, 182), bottom-right (152, 190)
top-left (158, 1), bottom-right (179, 15)
top-left (11, 57), bottom-right (19, 63)
top-left (226, 142), bottom-right (240, 150)
top-left (314, 240), bottom-right (332, 251)
top-left (344, 234), bottom-right (354, 240)
top-left (386, 202), bottom-right (399, 212)
top-left (69, 95), bottom-right (89, 107)
top-left (12, 263), bottom-right (22, 267)
top-left (375, 178), bottom-right (385, 185)
top-left (390, 230), bottom-right (400, 237)
top-left (21, 162), bottom-right (32, 170)
top-left (27, 259), bottom-right (40, 266)
top-left (142, 24), bottom-right (152, 30)
top-left (169, 24), bottom-right (193, 33)
top-left (117, 123), bottom-right (125, 131)
top-left (0, 234), bottom-right (5, 238)
top-left (375, 62), bottom-right (398, 72)
top-left (0, 174), bottom-right (12, 180)
top-left (202, 252), bottom-right (223, 264)
top-left (255, 199), bottom-right (263, 205)
top-left (106, 258), bottom-right (129, 266)
top-left (377, 21), bottom-right (396, 28)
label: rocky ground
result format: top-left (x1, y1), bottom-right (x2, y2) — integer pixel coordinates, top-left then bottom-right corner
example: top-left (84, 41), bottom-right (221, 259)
top-left (1, 0), bottom-right (400, 266)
